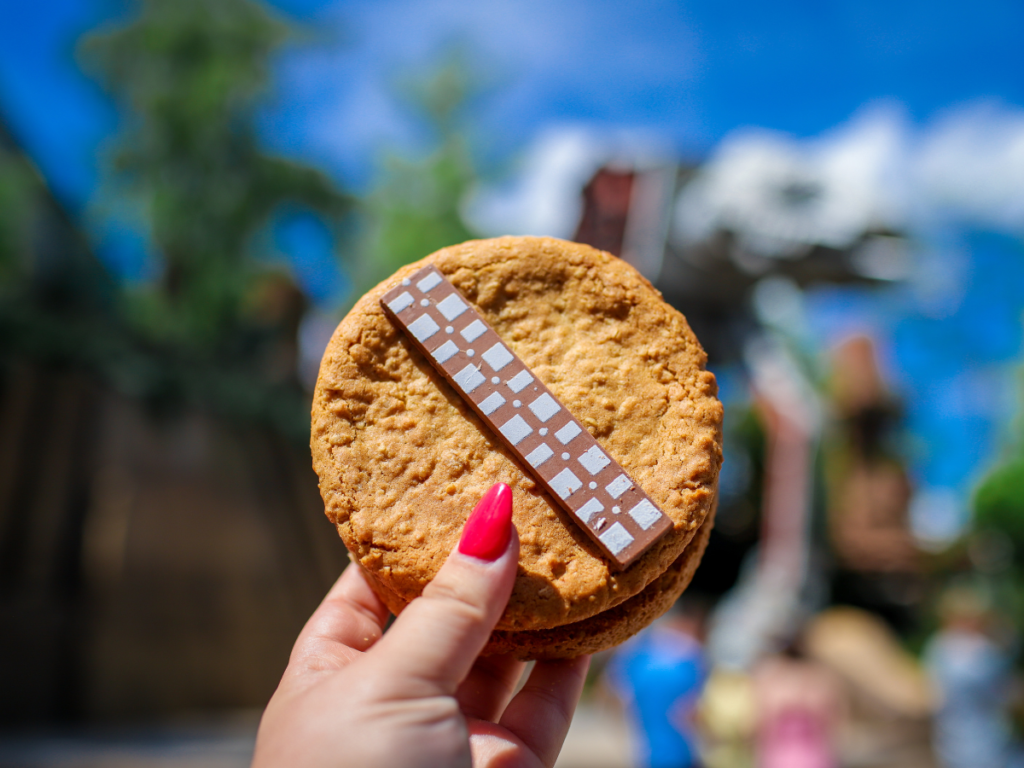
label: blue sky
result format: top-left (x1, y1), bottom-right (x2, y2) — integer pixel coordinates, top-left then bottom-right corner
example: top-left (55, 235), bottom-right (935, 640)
top-left (5, 0), bottom-right (1024, 202)
top-left (2, 0), bottom-right (1024, 531)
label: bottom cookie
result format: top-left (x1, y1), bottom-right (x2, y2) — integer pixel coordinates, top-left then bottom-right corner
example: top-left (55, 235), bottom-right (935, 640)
top-left (484, 506), bottom-right (715, 660)
top-left (353, 504), bottom-right (715, 661)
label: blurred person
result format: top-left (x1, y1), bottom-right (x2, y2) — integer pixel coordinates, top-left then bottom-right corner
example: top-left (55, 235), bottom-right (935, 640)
top-left (698, 668), bottom-right (757, 768)
top-left (252, 483), bottom-right (590, 768)
top-left (752, 644), bottom-right (844, 768)
top-left (803, 607), bottom-right (935, 766)
top-left (604, 598), bottom-right (710, 768)
top-left (924, 584), bottom-right (1013, 768)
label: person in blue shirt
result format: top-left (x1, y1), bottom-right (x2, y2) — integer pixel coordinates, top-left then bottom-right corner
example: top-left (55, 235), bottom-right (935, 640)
top-left (606, 598), bottom-right (709, 768)
top-left (924, 585), bottom-right (1014, 768)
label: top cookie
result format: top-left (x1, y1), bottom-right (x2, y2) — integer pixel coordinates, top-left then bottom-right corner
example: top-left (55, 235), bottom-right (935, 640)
top-left (311, 237), bottom-right (722, 632)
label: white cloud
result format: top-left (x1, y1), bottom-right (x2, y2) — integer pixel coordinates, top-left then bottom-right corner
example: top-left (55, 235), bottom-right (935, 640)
top-left (914, 102), bottom-right (1024, 231)
top-left (462, 124), bottom-right (674, 238)
top-left (672, 106), bottom-right (908, 257)
top-left (672, 101), bottom-right (1024, 260)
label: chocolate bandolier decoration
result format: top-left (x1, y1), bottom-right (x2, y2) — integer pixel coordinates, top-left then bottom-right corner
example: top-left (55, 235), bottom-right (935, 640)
top-left (381, 265), bottom-right (673, 569)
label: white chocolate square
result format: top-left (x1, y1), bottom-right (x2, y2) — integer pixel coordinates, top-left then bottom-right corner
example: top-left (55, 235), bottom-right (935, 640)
top-left (525, 443), bottom-right (554, 468)
top-left (479, 392), bottom-right (505, 415)
top-left (506, 370), bottom-right (533, 393)
top-left (431, 340), bottom-right (458, 364)
top-left (437, 294), bottom-right (468, 321)
top-left (460, 319), bottom-right (486, 342)
top-left (482, 343), bottom-right (514, 372)
top-left (599, 522), bottom-right (634, 556)
top-left (408, 314), bottom-right (440, 342)
top-left (550, 468), bottom-right (582, 499)
top-left (499, 414), bottom-right (533, 446)
top-left (387, 291), bottom-right (414, 313)
top-left (555, 421), bottom-right (582, 445)
top-left (416, 272), bottom-right (442, 293)
top-left (577, 445), bottom-right (611, 476)
top-left (528, 393), bottom-right (560, 423)
top-left (453, 364), bottom-right (485, 393)
top-left (576, 497), bottom-right (604, 524)
top-left (628, 499), bottom-right (662, 531)
top-left (605, 474), bottom-right (632, 499)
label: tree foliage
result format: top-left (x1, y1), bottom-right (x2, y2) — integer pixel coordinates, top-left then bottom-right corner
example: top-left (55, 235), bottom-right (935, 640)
top-left (359, 58), bottom-right (479, 290)
top-left (80, 0), bottom-right (349, 353)
top-left (976, 458), bottom-right (1024, 546)
top-left (975, 372), bottom-right (1024, 563)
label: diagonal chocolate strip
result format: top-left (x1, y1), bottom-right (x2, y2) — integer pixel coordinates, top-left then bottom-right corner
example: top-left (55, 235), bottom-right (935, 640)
top-left (381, 265), bottom-right (673, 569)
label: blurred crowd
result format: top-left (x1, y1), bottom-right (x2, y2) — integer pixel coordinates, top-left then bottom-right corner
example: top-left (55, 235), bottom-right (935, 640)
top-left (599, 587), bottom-right (1014, 768)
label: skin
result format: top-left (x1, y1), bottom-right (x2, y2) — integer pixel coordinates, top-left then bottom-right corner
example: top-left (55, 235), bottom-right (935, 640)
top-left (252, 525), bottom-right (591, 768)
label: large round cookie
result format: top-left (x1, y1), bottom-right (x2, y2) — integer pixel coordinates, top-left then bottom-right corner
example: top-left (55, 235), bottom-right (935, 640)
top-left (311, 237), bottom-right (722, 635)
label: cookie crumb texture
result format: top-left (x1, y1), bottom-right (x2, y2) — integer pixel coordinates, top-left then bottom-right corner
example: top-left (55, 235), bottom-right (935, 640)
top-left (311, 237), bottom-right (722, 632)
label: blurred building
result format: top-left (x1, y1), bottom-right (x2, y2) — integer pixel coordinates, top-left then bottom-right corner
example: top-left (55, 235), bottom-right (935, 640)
top-left (571, 149), bottom-right (920, 654)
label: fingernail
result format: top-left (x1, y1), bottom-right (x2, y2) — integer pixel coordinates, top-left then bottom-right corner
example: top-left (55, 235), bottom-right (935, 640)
top-left (458, 482), bottom-right (514, 561)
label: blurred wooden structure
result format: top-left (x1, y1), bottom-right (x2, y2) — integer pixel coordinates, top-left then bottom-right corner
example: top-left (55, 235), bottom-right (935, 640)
top-left (0, 367), bottom-right (344, 721)
top-left (0, 123), bottom-right (346, 724)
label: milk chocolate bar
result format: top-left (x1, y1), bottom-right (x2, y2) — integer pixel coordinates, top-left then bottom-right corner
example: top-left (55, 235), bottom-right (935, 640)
top-left (381, 265), bottom-right (673, 569)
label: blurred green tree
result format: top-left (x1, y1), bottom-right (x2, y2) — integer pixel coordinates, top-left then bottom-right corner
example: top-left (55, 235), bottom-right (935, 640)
top-left (80, 0), bottom-right (349, 355)
top-left (971, 373), bottom-right (1024, 652)
top-left (976, 458), bottom-right (1024, 547)
top-left (0, 140), bottom-right (35, 289)
top-left (0, 120), bottom-right (120, 363)
top-left (358, 57), bottom-right (479, 290)
top-left (975, 385), bottom-right (1024, 561)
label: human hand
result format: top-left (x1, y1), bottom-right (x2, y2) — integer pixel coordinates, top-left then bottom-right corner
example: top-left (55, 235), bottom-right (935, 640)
top-left (252, 482), bottom-right (591, 768)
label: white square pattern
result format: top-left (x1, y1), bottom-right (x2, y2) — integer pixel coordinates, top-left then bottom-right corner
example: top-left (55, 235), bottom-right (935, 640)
top-left (578, 445), bottom-right (611, 476)
top-left (599, 522), bottom-right (634, 556)
top-left (408, 314), bottom-right (440, 342)
top-left (499, 415), bottom-right (533, 446)
top-left (576, 497), bottom-right (604, 524)
top-left (555, 422), bottom-right (582, 445)
top-left (437, 294), bottom-right (468, 321)
top-left (528, 393), bottom-right (560, 423)
top-left (416, 272), bottom-right (442, 293)
top-left (460, 319), bottom-right (486, 342)
top-left (506, 370), bottom-right (533, 393)
top-left (550, 468), bottom-right (582, 499)
top-left (389, 267), bottom-right (669, 563)
top-left (479, 392), bottom-right (505, 416)
top-left (453, 364), bottom-right (485, 393)
top-left (606, 474), bottom-right (632, 499)
top-left (431, 340), bottom-right (458, 364)
top-left (482, 343), bottom-right (514, 372)
top-left (628, 499), bottom-right (662, 531)
top-left (525, 443), bottom-right (553, 468)
top-left (388, 291), bottom-right (414, 313)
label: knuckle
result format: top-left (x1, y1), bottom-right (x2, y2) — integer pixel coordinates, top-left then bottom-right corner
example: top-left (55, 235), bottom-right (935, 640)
top-left (422, 579), bottom-right (488, 624)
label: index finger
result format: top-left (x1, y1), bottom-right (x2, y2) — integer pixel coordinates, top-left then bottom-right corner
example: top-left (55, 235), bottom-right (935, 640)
top-left (365, 483), bottom-right (519, 696)
top-left (366, 527), bottom-right (519, 696)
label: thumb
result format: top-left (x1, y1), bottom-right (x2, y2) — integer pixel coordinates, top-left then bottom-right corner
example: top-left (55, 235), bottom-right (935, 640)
top-left (367, 482), bottom-right (518, 696)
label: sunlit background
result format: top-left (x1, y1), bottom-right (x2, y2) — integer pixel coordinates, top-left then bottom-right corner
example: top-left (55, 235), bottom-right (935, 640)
top-left (2, 1), bottom-right (1024, 766)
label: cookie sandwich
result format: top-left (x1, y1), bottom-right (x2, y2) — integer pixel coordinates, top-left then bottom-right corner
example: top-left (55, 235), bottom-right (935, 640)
top-left (311, 236), bottom-right (722, 659)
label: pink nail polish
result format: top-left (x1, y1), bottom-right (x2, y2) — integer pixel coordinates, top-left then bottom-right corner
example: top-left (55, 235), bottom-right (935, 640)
top-left (458, 483), bottom-right (513, 561)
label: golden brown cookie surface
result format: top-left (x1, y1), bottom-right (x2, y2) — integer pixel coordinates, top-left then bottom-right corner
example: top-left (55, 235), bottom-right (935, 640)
top-left (311, 237), bottom-right (722, 631)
